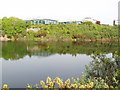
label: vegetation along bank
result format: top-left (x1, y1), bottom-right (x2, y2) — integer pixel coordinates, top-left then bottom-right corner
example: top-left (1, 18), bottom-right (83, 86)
top-left (0, 17), bottom-right (119, 41)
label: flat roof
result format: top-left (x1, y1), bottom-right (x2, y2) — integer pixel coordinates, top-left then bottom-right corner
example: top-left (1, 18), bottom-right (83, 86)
top-left (25, 19), bottom-right (58, 21)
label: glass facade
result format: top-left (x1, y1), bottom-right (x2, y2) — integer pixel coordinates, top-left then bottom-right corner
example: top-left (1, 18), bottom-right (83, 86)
top-left (25, 19), bottom-right (59, 24)
top-left (25, 19), bottom-right (82, 25)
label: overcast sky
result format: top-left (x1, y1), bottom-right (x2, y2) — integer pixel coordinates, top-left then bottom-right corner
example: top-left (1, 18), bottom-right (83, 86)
top-left (0, 0), bottom-right (119, 25)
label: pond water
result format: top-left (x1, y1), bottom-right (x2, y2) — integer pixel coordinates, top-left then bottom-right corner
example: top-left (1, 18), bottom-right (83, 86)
top-left (0, 41), bottom-right (119, 88)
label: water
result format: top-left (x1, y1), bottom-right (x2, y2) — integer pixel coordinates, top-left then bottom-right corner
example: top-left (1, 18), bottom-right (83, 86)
top-left (1, 41), bottom-right (119, 88)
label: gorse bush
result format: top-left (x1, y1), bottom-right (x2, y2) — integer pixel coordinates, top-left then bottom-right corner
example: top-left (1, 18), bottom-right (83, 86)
top-left (38, 77), bottom-right (94, 88)
top-left (2, 76), bottom-right (119, 89)
top-left (29, 76), bottom-right (119, 88)
top-left (34, 30), bottom-right (48, 37)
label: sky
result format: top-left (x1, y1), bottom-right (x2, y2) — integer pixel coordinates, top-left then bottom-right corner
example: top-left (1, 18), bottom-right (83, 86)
top-left (0, 0), bottom-right (119, 25)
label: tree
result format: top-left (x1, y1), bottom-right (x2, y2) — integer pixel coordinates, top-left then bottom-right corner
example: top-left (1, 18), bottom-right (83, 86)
top-left (85, 54), bottom-right (119, 87)
top-left (2, 17), bottom-right (26, 39)
top-left (26, 21), bottom-right (31, 28)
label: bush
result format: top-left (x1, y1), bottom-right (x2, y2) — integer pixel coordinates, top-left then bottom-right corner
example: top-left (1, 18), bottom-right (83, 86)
top-left (27, 30), bottom-right (35, 35)
top-left (34, 30), bottom-right (48, 37)
top-left (82, 21), bottom-right (93, 25)
top-left (26, 30), bottom-right (35, 40)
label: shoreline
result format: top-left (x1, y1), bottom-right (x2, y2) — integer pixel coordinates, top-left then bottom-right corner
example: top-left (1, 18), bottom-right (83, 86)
top-left (0, 37), bottom-right (119, 42)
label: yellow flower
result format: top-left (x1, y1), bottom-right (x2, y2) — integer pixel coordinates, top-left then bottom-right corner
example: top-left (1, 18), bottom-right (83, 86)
top-left (89, 82), bottom-right (94, 87)
top-left (65, 79), bottom-right (70, 84)
top-left (54, 77), bottom-right (62, 84)
top-left (79, 85), bottom-right (86, 88)
top-left (58, 79), bottom-right (62, 84)
top-left (53, 77), bottom-right (58, 83)
top-left (58, 82), bottom-right (63, 88)
top-left (53, 79), bottom-right (57, 83)
top-left (65, 85), bottom-right (70, 88)
top-left (44, 85), bottom-right (48, 88)
top-left (61, 84), bottom-right (66, 88)
top-left (70, 84), bottom-right (78, 88)
top-left (3, 84), bottom-right (8, 88)
top-left (49, 82), bottom-right (53, 87)
top-left (86, 84), bottom-right (91, 88)
top-left (40, 80), bottom-right (45, 85)
top-left (27, 84), bottom-right (32, 88)
top-left (85, 85), bottom-right (87, 88)
top-left (46, 77), bottom-right (51, 84)
top-left (86, 82), bottom-right (94, 88)
top-left (74, 84), bottom-right (78, 88)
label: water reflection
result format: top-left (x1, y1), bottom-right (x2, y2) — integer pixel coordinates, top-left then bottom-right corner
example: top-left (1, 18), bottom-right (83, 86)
top-left (1, 41), bottom-right (119, 88)
top-left (2, 54), bottom-right (93, 88)
top-left (1, 41), bottom-right (118, 60)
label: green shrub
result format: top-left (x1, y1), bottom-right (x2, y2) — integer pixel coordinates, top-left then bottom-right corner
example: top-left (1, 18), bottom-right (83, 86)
top-left (34, 30), bottom-right (48, 37)
top-left (26, 30), bottom-right (35, 40)
top-left (82, 21), bottom-right (93, 25)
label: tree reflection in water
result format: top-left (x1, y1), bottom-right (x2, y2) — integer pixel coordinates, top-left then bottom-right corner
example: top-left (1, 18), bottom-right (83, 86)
top-left (1, 41), bottom-right (118, 60)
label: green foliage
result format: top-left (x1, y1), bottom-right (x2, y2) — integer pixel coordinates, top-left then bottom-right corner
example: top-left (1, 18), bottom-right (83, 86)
top-left (2, 17), bottom-right (26, 38)
top-left (1, 41), bottom-right (118, 60)
top-left (26, 21), bottom-right (31, 28)
top-left (2, 41), bottom-right (29, 60)
top-left (72, 76), bottom-right (110, 88)
top-left (26, 30), bottom-right (35, 40)
top-left (85, 54), bottom-right (120, 87)
top-left (29, 24), bottom-right (118, 41)
top-left (34, 30), bottom-right (48, 37)
top-left (1, 17), bottom-right (118, 41)
top-left (82, 21), bottom-right (93, 25)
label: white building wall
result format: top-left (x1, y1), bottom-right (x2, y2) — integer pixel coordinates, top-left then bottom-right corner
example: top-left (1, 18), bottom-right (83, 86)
top-left (26, 28), bottom-right (40, 32)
